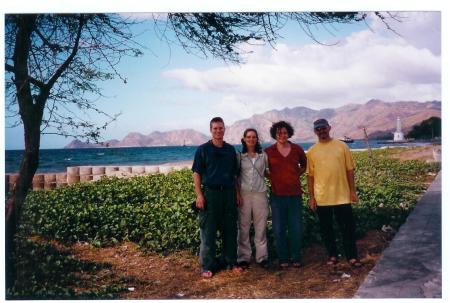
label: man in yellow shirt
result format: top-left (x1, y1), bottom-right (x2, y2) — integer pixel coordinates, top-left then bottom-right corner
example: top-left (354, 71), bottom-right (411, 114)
top-left (306, 119), bottom-right (362, 268)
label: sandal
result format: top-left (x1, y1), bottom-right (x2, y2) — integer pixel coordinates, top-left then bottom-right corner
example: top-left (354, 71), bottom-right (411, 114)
top-left (258, 259), bottom-right (270, 269)
top-left (326, 256), bottom-right (338, 265)
top-left (292, 262), bottom-right (302, 268)
top-left (201, 270), bottom-right (213, 278)
top-left (279, 262), bottom-right (289, 270)
top-left (349, 259), bottom-right (362, 268)
top-left (237, 261), bottom-right (250, 269)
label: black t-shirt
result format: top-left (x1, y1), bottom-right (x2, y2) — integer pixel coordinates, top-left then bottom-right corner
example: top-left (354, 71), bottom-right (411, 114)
top-left (192, 140), bottom-right (237, 187)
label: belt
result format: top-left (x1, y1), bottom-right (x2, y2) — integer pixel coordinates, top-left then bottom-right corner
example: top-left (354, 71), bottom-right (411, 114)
top-left (203, 185), bottom-right (233, 191)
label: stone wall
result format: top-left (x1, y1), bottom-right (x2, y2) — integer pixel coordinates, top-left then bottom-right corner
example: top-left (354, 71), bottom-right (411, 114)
top-left (5, 164), bottom-right (191, 193)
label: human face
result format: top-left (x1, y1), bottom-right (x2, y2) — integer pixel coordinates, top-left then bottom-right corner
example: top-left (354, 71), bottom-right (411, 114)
top-left (210, 122), bottom-right (225, 140)
top-left (314, 125), bottom-right (331, 141)
top-left (243, 130), bottom-right (258, 150)
top-left (275, 127), bottom-right (289, 144)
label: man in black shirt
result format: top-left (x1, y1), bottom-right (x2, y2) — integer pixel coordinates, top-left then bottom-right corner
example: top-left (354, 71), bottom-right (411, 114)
top-left (192, 117), bottom-right (242, 278)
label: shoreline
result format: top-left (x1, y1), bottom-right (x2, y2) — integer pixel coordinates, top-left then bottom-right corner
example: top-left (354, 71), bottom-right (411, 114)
top-left (5, 161), bottom-right (195, 175)
top-left (5, 144), bottom-right (441, 175)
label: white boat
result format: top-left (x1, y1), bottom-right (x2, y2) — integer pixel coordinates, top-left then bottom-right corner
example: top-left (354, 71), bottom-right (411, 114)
top-left (339, 136), bottom-right (354, 143)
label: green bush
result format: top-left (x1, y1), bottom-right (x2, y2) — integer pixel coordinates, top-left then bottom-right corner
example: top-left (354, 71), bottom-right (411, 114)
top-left (20, 170), bottom-right (199, 253)
top-left (19, 150), bottom-right (440, 254)
top-left (9, 149), bottom-right (440, 299)
top-left (8, 236), bottom-right (127, 299)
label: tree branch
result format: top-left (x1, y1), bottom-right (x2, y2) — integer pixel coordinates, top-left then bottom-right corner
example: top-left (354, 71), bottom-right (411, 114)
top-left (34, 27), bottom-right (63, 52)
top-left (6, 62), bottom-right (46, 88)
top-left (5, 63), bottom-right (15, 72)
top-left (44, 15), bottom-right (86, 98)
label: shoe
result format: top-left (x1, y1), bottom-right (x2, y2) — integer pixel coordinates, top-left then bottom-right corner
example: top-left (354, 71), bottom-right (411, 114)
top-left (237, 261), bottom-right (250, 269)
top-left (279, 262), bottom-right (289, 270)
top-left (201, 270), bottom-right (213, 278)
top-left (231, 265), bottom-right (243, 273)
top-left (326, 256), bottom-right (338, 265)
top-left (349, 258), bottom-right (362, 268)
top-left (292, 261), bottom-right (302, 268)
top-left (258, 259), bottom-right (270, 269)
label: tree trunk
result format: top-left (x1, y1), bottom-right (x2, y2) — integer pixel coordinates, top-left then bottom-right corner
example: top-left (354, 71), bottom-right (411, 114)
top-left (5, 126), bottom-right (41, 289)
top-left (5, 14), bottom-right (41, 291)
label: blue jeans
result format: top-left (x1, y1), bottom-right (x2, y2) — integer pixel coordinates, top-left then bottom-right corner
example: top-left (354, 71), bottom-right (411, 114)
top-left (270, 194), bottom-right (303, 263)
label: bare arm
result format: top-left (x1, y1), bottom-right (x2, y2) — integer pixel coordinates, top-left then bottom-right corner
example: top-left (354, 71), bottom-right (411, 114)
top-left (299, 166), bottom-right (306, 176)
top-left (346, 169), bottom-right (359, 203)
top-left (193, 172), bottom-right (206, 209)
top-left (307, 175), bottom-right (317, 211)
top-left (299, 147), bottom-right (307, 176)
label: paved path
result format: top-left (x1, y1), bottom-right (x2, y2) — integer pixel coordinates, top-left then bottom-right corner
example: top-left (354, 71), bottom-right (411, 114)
top-left (355, 171), bottom-right (442, 298)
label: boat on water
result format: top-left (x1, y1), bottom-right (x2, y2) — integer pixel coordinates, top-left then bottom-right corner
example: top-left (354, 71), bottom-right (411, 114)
top-left (339, 136), bottom-right (354, 143)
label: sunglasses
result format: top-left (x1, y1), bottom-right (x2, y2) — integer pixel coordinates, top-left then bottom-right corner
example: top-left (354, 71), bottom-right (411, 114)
top-left (314, 126), bottom-right (328, 131)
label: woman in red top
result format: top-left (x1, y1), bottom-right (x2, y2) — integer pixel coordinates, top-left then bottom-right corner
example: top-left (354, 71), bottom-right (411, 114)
top-left (264, 121), bottom-right (307, 269)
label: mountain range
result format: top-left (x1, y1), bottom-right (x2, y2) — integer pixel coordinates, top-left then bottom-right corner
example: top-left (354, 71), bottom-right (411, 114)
top-left (64, 99), bottom-right (441, 148)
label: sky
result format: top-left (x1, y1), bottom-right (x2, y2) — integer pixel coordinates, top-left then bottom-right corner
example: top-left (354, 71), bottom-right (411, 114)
top-left (1, 3), bottom-right (448, 298)
top-left (2, 5), bottom-right (444, 149)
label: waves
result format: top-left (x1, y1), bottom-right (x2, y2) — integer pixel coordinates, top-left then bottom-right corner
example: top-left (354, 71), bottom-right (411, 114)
top-left (5, 140), bottom-right (427, 173)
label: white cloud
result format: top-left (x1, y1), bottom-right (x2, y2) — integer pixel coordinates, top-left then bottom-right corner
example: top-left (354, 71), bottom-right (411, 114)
top-left (368, 12), bottom-right (441, 55)
top-left (162, 12), bottom-right (441, 118)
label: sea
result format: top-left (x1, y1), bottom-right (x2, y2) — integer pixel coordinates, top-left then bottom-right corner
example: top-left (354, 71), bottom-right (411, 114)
top-left (5, 140), bottom-right (433, 173)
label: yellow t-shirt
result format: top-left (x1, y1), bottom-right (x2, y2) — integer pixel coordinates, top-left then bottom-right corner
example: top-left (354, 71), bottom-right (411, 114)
top-left (306, 139), bottom-right (355, 206)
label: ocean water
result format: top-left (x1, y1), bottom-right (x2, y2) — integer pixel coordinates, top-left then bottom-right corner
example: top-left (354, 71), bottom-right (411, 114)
top-left (5, 140), bottom-right (430, 173)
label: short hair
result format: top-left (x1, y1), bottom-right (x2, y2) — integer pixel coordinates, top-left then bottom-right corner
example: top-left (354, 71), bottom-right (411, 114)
top-left (210, 117), bottom-right (224, 129)
top-left (241, 128), bottom-right (263, 154)
top-left (270, 121), bottom-right (294, 140)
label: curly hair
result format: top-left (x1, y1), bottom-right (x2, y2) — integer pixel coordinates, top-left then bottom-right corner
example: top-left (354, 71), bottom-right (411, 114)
top-left (270, 121), bottom-right (294, 139)
top-left (241, 128), bottom-right (262, 154)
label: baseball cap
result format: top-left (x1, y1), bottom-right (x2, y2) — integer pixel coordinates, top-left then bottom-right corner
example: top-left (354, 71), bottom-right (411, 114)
top-left (313, 119), bottom-right (329, 129)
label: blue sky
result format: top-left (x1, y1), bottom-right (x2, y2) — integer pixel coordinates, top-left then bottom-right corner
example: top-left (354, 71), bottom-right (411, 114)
top-left (3, 8), bottom-right (443, 149)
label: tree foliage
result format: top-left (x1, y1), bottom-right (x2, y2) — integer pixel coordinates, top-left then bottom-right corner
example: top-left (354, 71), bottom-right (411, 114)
top-left (407, 116), bottom-right (441, 139)
top-left (160, 12), bottom-right (367, 63)
top-left (5, 14), bottom-right (143, 141)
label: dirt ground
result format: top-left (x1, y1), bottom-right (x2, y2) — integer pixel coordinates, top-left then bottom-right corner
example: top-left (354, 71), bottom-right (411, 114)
top-left (45, 230), bottom-right (391, 299)
top-left (388, 144), bottom-right (440, 162)
top-left (32, 145), bottom-right (441, 299)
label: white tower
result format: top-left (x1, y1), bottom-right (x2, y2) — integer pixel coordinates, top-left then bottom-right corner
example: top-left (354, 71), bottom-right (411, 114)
top-left (393, 116), bottom-right (405, 141)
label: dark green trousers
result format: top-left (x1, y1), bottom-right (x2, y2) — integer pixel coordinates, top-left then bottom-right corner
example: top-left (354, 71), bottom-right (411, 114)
top-left (199, 187), bottom-right (238, 272)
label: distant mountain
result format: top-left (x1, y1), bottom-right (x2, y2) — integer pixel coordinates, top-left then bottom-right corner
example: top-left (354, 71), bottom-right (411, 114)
top-left (65, 99), bottom-right (441, 148)
top-left (224, 99), bottom-right (441, 143)
top-left (64, 139), bottom-right (104, 149)
top-left (64, 129), bottom-right (209, 148)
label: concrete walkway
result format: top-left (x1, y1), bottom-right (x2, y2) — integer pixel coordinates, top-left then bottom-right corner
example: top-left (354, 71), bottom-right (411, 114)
top-left (355, 171), bottom-right (442, 298)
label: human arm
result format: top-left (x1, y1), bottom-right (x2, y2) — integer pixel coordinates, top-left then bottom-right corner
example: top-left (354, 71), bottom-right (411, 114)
top-left (263, 151), bottom-right (270, 178)
top-left (299, 166), bottom-right (306, 176)
top-left (193, 172), bottom-right (206, 209)
top-left (346, 169), bottom-right (359, 203)
top-left (298, 147), bottom-right (307, 176)
top-left (235, 178), bottom-right (243, 207)
top-left (307, 175), bottom-right (317, 211)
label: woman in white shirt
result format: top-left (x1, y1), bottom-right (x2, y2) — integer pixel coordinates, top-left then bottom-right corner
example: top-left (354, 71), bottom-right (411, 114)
top-left (236, 128), bottom-right (270, 268)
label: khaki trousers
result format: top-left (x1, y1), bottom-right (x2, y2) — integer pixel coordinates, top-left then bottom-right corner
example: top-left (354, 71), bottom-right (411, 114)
top-left (237, 191), bottom-right (269, 263)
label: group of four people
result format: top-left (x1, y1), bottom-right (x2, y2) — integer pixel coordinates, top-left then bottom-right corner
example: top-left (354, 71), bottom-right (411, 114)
top-left (192, 117), bottom-right (361, 279)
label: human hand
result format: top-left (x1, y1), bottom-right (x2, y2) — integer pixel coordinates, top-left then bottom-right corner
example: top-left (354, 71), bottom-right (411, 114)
top-left (236, 193), bottom-right (243, 207)
top-left (350, 191), bottom-right (359, 203)
top-left (309, 197), bottom-right (317, 212)
top-left (196, 194), bottom-right (206, 209)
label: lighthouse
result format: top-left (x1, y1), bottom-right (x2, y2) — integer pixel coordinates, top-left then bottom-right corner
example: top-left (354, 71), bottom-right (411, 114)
top-left (393, 116), bottom-right (405, 141)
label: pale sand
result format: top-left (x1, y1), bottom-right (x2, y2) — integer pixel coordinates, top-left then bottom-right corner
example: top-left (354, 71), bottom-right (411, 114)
top-left (158, 160), bottom-right (193, 167)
